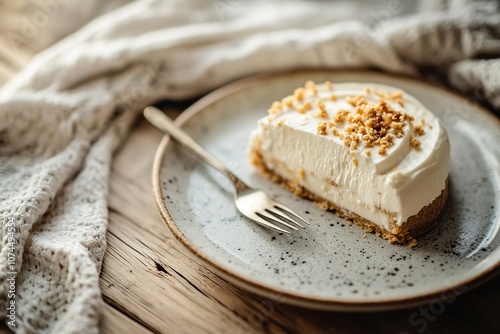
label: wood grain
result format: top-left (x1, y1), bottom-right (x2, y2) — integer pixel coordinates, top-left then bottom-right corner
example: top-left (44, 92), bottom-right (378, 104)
top-left (101, 304), bottom-right (153, 334)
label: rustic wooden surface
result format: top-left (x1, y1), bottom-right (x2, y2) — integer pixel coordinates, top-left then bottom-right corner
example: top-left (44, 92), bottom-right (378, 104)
top-left (1, 39), bottom-right (500, 334)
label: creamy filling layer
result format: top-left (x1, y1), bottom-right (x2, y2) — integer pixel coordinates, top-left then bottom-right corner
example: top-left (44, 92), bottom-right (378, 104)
top-left (250, 82), bottom-right (450, 231)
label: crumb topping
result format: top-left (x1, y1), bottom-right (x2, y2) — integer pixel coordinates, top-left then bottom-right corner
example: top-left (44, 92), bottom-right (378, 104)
top-left (271, 101), bottom-right (282, 109)
top-left (346, 95), bottom-right (368, 107)
top-left (344, 98), bottom-right (415, 154)
top-left (414, 124), bottom-right (425, 136)
top-left (330, 124), bottom-right (339, 137)
top-left (315, 100), bottom-right (328, 118)
top-left (333, 110), bottom-right (349, 123)
top-left (294, 88), bottom-right (305, 101)
top-left (297, 101), bottom-right (312, 114)
top-left (375, 90), bottom-right (405, 106)
top-left (317, 121), bottom-right (328, 135)
top-left (282, 96), bottom-right (294, 108)
top-left (268, 82), bottom-right (429, 162)
top-left (305, 80), bottom-right (317, 95)
top-left (267, 101), bottom-right (282, 114)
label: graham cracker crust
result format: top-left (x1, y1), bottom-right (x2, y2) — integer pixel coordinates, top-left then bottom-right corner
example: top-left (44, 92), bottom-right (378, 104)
top-left (250, 147), bottom-right (448, 246)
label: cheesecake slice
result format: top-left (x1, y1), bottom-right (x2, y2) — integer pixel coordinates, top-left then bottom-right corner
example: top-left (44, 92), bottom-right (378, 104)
top-left (249, 81), bottom-right (450, 245)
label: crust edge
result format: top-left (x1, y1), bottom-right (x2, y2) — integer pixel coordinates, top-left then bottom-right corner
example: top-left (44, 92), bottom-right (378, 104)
top-left (250, 147), bottom-right (448, 246)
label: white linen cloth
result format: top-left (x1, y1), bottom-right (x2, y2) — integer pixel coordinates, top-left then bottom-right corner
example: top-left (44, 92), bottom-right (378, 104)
top-left (0, 0), bottom-right (499, 333)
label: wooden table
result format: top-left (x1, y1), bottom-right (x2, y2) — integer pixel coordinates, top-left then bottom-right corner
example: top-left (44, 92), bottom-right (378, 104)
top-left (1, 43), bottom-right (499, 334)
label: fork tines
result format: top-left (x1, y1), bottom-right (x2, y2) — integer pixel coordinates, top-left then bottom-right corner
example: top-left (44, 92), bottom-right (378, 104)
top-left (254, 205), bottom-right (309, 233)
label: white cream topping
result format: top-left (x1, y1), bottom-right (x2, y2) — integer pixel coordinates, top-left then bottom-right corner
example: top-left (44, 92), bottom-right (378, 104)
top-left (250, 82), bottom-right (450, 231)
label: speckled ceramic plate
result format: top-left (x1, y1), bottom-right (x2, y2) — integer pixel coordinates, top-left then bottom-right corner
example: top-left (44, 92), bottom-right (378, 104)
top-left (152, 70), bottom-right (500, 311)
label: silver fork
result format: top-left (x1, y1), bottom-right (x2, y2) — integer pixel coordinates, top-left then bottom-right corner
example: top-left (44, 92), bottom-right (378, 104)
top-left (144, 106), bottom-right (309, 233)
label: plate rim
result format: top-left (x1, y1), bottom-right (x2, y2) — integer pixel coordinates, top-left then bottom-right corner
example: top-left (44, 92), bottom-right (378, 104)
top-left (151, 69), bottom-right (500, 311)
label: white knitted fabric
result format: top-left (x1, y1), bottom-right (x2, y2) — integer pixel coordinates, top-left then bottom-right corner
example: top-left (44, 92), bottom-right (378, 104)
top-left (0, 0), bottom-right (498, 333)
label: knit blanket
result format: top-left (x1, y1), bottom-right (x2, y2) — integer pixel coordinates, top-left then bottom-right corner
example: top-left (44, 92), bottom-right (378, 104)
top-left (0, 0), bottom-right (499, 332)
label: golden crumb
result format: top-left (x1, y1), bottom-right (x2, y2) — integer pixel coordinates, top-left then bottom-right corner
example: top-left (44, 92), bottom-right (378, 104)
top-left (365, 149), bottom-right (371, 156)
top-left (375, 90), bottom-right (405, 106)
top-left (343, 133), bottom-right (360, 150)
top-left (331, 126), bottom-right (339, 137)
top-left (268, 106), bottom-right (280, 115)
top-left (267, 101), bottom-right (282, 114)
top-left (305, 80), bottom-right (317, 95)
top-left (303, 101), bottom-right (312, 111)
top-left (315, 100), bottom-right (328, 118)
top-left (353, 158), bottom-right (358, 167)
top-left (333, 110), bottom-right (350, 123)
top-left (329, 94), bottom-right (337, 101)
top-left (324, 81), bottom-right (333, 90)
top-left (316, 109), bottom-right (328, 118)
top-left (277, 118), bottom-right (285, 126)
top-left (335, 98), bottom-right (415, 153)
top-left (410, 136), bottom-right (421, 149)
top-left (294, 88), bottom-right (305, 101)
top-left (282, 96), bottom-right (294, 107)
top-left (364, 87), bottom-right (371, 94)
top-left (297, 168), bottom-right (305, 181)
top-left (391, 121), bottom-right (405, 131)
top-left (317, 122), bottom-right (328, 135)
top-left (305, 80), bottom-right (316, 89)
top-left (414, 125), bottom-right (425, 136)
top-left (271, 101), bottom-right (282, 110)
top-left (298, 101), bottom-right (312, 113)
top-left (346, 95), bottom-right (368, 107)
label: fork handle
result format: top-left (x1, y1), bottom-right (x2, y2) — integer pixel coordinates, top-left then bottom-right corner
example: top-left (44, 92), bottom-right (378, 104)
top-left (144, 106), bottom-right (248, 191)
